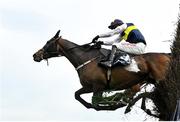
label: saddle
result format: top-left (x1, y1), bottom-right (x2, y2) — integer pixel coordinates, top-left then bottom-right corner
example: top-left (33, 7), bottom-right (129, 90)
top-left (99, 48), bottom-right (132, 67)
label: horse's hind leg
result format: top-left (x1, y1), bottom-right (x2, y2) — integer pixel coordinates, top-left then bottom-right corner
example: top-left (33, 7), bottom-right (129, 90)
top-left (75, 87), bottom-right (93, 109)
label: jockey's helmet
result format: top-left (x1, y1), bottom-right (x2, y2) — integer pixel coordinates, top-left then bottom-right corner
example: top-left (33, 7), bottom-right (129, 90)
top-left (108, 19), bottom-right (124, 29)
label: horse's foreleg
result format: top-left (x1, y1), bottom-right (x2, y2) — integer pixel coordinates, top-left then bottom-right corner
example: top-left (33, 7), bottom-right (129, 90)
top-left (75, 87), bottom-right (93, 109)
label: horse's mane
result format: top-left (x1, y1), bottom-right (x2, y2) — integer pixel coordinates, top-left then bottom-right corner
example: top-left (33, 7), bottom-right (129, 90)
top-left (80, 43), bottom-right (102, 51)
top-left (79, 43), bottom-right (109, 59)
top-left (81, 43), bottom-right (91, 49)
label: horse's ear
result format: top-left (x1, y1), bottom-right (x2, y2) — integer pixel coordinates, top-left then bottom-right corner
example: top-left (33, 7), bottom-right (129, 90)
top-left (54, 30), bottom-right (60, 38)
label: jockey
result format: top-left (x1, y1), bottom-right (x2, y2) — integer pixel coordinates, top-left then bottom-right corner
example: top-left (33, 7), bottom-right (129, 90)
top-left (92, 19), bottom-right (146, 68)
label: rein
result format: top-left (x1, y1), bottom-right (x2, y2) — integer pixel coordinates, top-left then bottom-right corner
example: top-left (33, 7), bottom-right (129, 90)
top-left (57, 40), bottom-right (99, 70)
top-left (62, 42), bottom-right (93, 52)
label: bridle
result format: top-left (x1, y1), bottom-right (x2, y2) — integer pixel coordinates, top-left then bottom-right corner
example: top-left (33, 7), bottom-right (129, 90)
top-left (42, 37), bottom-right (62, 65)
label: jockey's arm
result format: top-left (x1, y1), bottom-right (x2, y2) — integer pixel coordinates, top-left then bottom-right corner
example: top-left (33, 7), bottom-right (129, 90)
top-left (99, 23), bottom-right (127, 37)
top-left (98, 23), bottom-right (127, 44)
top-left (103, 36), bottom-right (122, 45)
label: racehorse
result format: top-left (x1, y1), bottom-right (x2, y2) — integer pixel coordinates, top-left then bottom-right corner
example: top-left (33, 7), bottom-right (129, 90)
top-left (33, 30), bottom-right (170, 110)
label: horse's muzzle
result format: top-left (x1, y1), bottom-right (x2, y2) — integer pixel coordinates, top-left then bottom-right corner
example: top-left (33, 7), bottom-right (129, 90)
top-left (33, 49), bottom-right (45, 62)
top-left (33, 53), bottom-right (43, 62)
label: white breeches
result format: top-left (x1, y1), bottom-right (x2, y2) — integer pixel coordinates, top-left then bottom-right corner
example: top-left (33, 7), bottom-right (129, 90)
top-left (113, 41), bottom-right (146, 54)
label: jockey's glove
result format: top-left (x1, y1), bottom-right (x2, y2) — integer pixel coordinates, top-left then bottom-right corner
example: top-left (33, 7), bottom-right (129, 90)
top-left (95, 41), bottom-right (104, 48)
top-left (93, 41), bottom-right (104, 49)
top-left (92, 35), bottom-right (100, 43)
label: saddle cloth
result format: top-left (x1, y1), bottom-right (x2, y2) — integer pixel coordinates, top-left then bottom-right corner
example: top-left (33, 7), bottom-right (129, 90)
top-left (99, 48), bottom-right (132, 67)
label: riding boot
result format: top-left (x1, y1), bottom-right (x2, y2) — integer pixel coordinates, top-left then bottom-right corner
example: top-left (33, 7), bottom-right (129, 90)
top-left (100, 45), bottom-right (117, 68)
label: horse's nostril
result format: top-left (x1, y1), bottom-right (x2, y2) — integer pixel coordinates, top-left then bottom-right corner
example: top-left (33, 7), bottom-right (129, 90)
top-left (33, 56), bottom-right (41, 62)
top-left (33, 53), bottom-right (41, 62)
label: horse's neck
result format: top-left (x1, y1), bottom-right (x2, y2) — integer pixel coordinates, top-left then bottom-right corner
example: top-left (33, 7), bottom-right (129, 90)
top-left (59, 39), bottom-right (97, 69)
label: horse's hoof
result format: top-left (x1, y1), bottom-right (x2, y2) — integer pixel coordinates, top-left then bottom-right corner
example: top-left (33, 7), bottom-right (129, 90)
top-left (124, 108), bottom-right (131, 114)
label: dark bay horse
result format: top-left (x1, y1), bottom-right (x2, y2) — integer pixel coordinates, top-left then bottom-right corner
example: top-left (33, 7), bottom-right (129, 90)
top-left (33, 30), bottom-right (170, 110)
